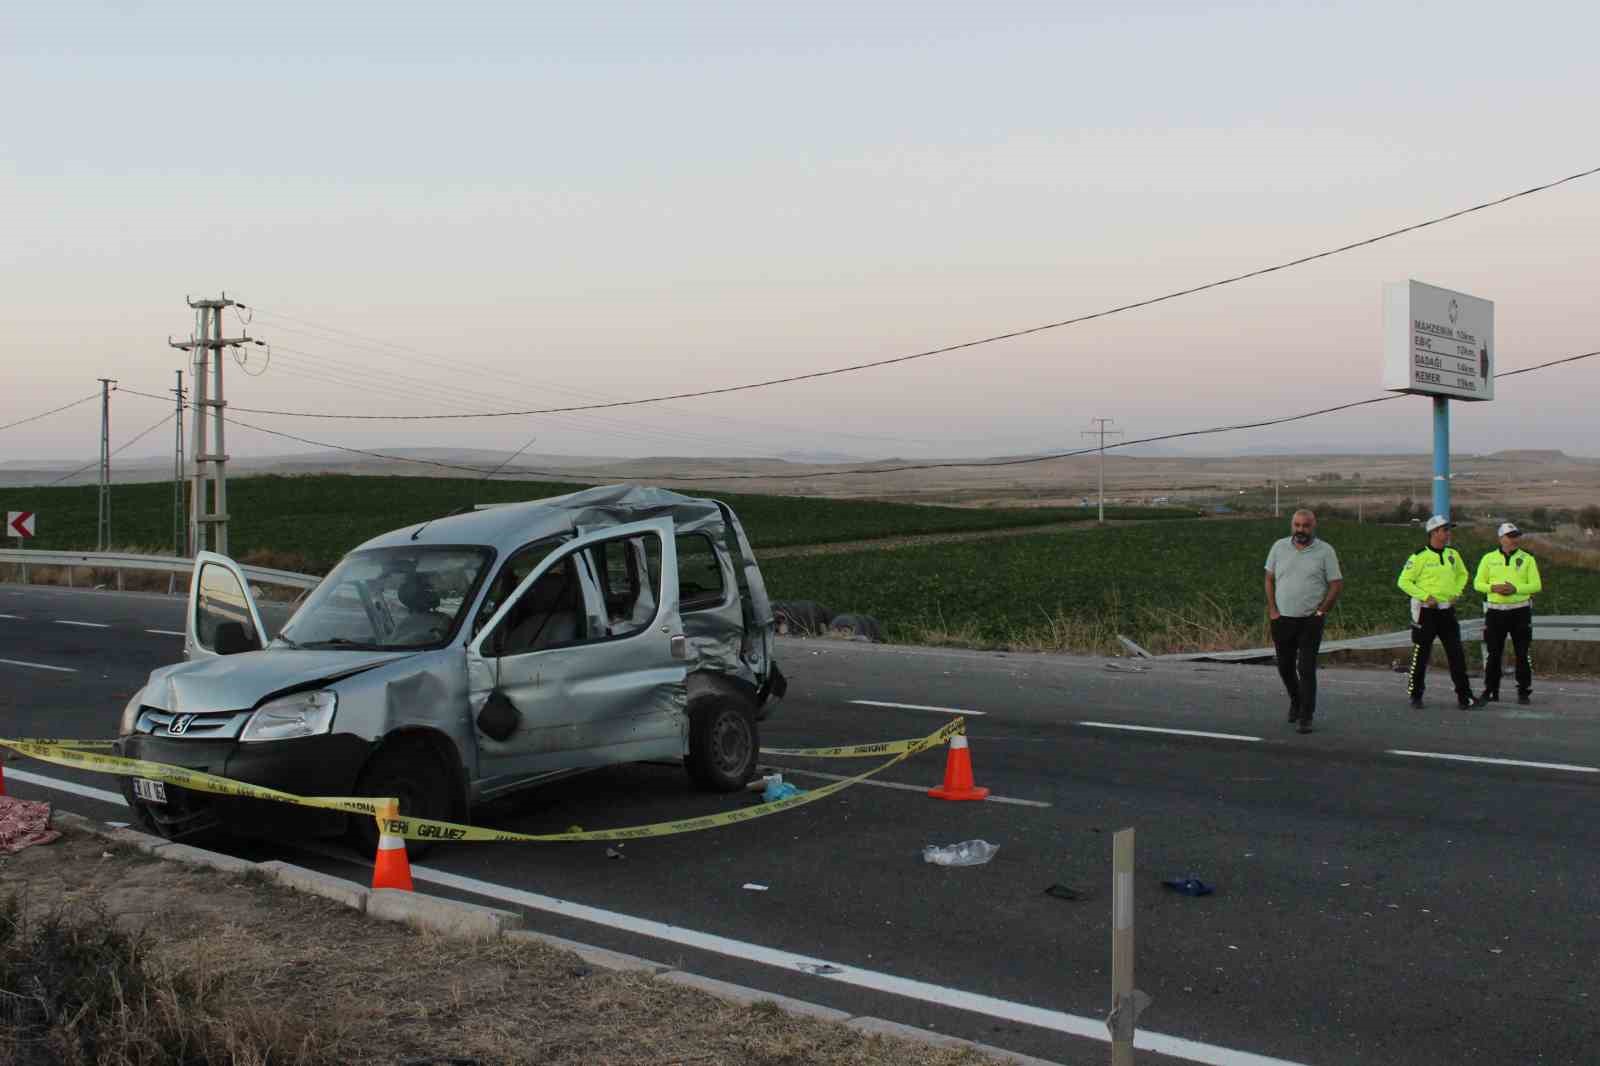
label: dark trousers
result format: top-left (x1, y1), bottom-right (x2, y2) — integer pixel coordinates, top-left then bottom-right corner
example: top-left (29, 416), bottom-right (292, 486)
top-left (1483, 606), bottom-right (1533, 698)
top-left (1408, 606), bottom-right (1473, 701)
top-left (1271, 615), bottom-right (1324, 718)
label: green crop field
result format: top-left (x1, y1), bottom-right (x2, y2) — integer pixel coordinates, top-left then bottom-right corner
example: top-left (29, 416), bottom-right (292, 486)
top-left (758, 518), bottom-right (1600, 656)
top-left (0, 474), bottom-right (1190, 571)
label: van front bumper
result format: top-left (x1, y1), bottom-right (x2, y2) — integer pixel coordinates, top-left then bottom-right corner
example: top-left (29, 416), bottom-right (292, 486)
top-left (114, 732), bottom-right (373, 841)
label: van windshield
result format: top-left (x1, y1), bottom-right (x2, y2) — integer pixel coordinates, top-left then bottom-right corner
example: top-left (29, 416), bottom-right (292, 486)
top-left (278, 546), bottom-right (493, 651)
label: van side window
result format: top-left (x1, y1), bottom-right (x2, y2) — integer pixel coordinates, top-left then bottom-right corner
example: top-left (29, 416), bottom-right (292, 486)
top-left (195, 562), bottom-right (259, 653)
top-left (586, 534), bottom-right (662, 637)
top-left (676, 533), bottom-right (726, 612)
top-left (473, 537), bottom-right (564, 637)
top-left (488, 529), bottom-right (666, 655)
top-left (492, 556), bottom-right (588, 655)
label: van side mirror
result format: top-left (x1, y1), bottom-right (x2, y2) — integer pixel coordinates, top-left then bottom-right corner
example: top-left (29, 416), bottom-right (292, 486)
top-left (213, 621), bottom-right (261, 656)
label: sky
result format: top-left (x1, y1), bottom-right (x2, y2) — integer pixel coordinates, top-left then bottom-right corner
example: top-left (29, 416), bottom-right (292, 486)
top-left (3, 0), bottom-right (1598, 472)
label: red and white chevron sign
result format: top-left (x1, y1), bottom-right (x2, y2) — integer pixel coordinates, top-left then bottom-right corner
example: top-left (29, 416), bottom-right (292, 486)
top-left (7, 511), bottom-right (35, 538)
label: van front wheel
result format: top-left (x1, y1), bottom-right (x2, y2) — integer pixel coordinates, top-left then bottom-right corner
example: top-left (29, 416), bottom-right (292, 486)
top-left (685, 696), bottom-right (759, 792)
top-left (347, 738), bottom-right (456, 859)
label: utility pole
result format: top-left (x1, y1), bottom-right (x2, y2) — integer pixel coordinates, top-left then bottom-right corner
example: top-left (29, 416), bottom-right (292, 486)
top-left (169, 293), bottom-right (249, 556)
top-left (172, 370), bottom-right (186, 556)
top-left (1081, 418), bottom-right (1123, 524)
top-left (97, 377), bottom-right (117, 550)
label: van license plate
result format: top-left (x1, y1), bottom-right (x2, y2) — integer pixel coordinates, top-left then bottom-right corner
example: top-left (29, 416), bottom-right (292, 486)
top-left (133, 778), bottom-right (167, 805)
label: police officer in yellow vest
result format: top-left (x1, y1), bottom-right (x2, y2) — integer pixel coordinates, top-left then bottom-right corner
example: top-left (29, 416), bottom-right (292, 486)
top-left (1398, 515), bottom-right (1481, 710)
top-left (1474, 520), bottom-right (1542, 705)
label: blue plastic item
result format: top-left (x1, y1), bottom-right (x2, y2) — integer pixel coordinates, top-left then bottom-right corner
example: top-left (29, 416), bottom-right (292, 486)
top-left (763, 779), bottom-right (804, 802)
top-left (1162, 876), bottom-right (1214, 896)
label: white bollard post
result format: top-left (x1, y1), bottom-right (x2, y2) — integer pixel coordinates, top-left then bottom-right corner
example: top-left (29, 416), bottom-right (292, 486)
top-left (1107, 828), bottom-right (1149, 1066)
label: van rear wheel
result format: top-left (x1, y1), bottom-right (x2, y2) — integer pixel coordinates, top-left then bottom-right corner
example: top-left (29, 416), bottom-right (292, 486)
top-left (685, 696), bottom-right (759, 792)
top-left (347, 739), bottom-right (455, 859)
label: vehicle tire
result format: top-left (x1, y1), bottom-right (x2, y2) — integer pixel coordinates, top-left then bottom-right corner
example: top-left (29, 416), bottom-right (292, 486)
top-left (347, 737), bottom-right (458, 859)
top-left (685, 695), bottom-right (759, 792)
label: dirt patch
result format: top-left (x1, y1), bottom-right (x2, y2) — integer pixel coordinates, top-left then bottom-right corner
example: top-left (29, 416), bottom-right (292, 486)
top-left (0, 826), bottom-right (1017, 1066)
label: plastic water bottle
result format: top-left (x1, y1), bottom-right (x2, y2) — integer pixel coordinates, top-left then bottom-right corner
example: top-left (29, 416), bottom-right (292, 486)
top-left (921, 840), bottom-right (999, 866)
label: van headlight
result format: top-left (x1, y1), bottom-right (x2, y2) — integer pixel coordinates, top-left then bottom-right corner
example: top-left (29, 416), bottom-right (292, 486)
top-left (119, 688), bottom-right (145, 737)
top-left (241, 691), bottom-right (337, 743)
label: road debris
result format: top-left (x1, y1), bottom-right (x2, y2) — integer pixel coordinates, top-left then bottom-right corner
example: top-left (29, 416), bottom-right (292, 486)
top-left (922, 840), bottom-right (999, 866)
top-left (1162, 876), bottom-right (1214, 896)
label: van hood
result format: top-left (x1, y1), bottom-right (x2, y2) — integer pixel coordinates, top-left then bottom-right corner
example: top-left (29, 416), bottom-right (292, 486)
top-left (142, 650), bottom-right (415, 715)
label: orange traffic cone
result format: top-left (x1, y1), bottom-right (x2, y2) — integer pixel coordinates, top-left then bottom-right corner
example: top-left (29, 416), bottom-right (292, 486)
top-left (370, 799), bottom-right (414, 892)
top-left (929, 733), bottom-right (989, 801)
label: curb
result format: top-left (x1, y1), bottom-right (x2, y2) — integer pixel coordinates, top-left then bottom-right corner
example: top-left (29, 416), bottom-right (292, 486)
top-left (55, 811), bottom-right (1069, 1066)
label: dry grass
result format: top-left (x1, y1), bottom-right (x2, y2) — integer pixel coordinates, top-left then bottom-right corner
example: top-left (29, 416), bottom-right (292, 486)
top-left (0, 831), bottom-right (1018, 1066)
top-left (901, 592), bottom-right (1265, 657)
top-left (897, 596), bottom-right (1600, 676)
top-left (1521, 532), bottom-right (1600, 573)
top-left (0, 545), bottom-right (185, 595)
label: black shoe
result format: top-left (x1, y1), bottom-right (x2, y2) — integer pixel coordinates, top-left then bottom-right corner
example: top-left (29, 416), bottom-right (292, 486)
top-left (1459, 695), bottom-right (1475, 710)
top-left (1517, 692), bottom-right (1531, 705)
top-left (1480, 691), bottom-right (1499, 703)
top-left (1287, 704), bottom-right (1301, 724)
top-left (1297, 718), bottom-right (1314, 734)
top-left (1409, 696), bottom-right (1424, 710)
top-left (1468, 693), bottom-right (1489, 708)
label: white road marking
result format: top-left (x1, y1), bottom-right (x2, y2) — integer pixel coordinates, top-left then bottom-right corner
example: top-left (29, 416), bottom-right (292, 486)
top-left (4, 767), bottom-right (125, 804)
top-left (1079, 721), bottom-right (1262, 742)
top-left (1388, 750), bottom-right (1599, 774)
top-left (0, 613), bottom-right (24, 619)
top-left (145, 629), bottom-right (185, 637)
top-left (764, 764), bottom-right (1051, 808)
top-left (54, 620), bottom-right (111, 629)
top-left (0, 658), bottom-right (78, 673)
top-left (850, 700), bottom-right (986, 716)
top-left (18, 766), bottom-right (1304, 1066)
top-left (406, 866), bottom-right (1311, 1066)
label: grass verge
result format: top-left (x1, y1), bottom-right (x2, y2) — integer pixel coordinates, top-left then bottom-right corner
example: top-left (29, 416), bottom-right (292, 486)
top-left (761, 518), bottom-right (1600, 663)
top-left (0, 830), bottom-right (1014, 1066)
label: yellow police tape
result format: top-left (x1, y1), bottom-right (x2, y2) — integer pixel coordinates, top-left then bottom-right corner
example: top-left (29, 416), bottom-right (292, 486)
top-left (0, 716), bottom-right (965, 844)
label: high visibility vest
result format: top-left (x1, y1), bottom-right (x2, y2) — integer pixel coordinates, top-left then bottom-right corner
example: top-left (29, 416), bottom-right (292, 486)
top-left (1473, 549), bottom-right (1541, 608)
top-left (1398, 546), bottom-right (1469, 605)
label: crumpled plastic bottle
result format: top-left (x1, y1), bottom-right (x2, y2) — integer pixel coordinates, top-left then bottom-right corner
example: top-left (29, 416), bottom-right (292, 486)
top-left (921, 840), bottom-right (999, 866)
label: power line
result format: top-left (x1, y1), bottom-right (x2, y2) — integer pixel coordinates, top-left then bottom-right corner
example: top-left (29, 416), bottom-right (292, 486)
top-left (222, 162), bottom-right (1600, 422)
top-left (250, 315), bottom-right (945, 447)
top-left (46, 411), bottom-right (176, 487)
top-left (0, 391), bottom-right (102, 434)
top-left (118, 346), bottom-right (1600, 484)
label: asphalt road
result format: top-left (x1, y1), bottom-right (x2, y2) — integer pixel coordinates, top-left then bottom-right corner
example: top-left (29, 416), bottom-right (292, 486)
top-left (3, 583), bottom-right (1598, 1066)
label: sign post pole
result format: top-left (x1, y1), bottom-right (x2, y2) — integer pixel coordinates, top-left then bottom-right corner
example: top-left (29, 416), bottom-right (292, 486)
top-left (1433, 396), bottom-right (1451, 519)
top-left (1385, 279), bottom-right (1494, 523)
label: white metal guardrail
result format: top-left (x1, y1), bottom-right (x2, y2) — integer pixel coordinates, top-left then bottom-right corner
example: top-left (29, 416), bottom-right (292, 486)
top-left (1154, 615), bottom-right (1600, 663)
top-left (0, 549), bottom-right (321, 593)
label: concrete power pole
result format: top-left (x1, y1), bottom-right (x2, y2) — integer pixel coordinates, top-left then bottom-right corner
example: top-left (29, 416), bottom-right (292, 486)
top-left (169, 294), bottom-right (250, 556)
top-left (97, 377), bottom-right (117, 550)
top-left (172, 369), bottom-right (186, 556)
top-left (1081, 418), bottom-right (1123, 524)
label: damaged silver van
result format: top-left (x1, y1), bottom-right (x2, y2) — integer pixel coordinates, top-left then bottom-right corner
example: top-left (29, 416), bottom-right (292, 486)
top-left (115, 485), bottom-right (786, 849)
